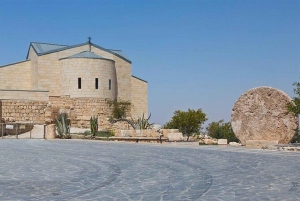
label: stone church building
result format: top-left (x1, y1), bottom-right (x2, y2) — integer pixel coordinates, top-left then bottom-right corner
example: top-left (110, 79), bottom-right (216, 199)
top-left (0, 40), bottom-right (148, 129)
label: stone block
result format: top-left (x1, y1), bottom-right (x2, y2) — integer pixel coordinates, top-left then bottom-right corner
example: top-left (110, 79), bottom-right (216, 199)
top-left (120, 130), bottom-right (134, 137)
top-left (45, 124), bottom-right (56, 139)
top-left (167, 133), bottom-right (183, 141)
top-left (135, 130), bottom-right (145, 137)
top-left (162, 129), bottom-right (179, 137)
top-left (229, 142), bottom-right (242, 146)
top-left (218, 139), bottom-right (228, 145)
top-left (203, 139), bottom-right (218, 145)
top-left (245, 140), bottom-right (278, 149)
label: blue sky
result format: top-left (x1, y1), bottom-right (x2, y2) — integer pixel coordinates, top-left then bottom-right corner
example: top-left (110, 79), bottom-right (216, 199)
top-left (0, 0), bottom-right (299, 128)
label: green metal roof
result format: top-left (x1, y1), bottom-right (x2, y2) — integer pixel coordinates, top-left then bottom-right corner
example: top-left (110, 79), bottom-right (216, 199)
top-left (31, 42), bottom-right (68, 54)
top-left (60, 51), bottom-right (112, 61)
top-left (27, 42), bottom-right (131, 64)
top-left (107, 49), bottom-right (129, 60)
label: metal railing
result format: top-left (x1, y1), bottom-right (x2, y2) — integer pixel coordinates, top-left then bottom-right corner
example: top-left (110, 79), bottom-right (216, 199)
top-left (0, 122), bottom-right (46, 139)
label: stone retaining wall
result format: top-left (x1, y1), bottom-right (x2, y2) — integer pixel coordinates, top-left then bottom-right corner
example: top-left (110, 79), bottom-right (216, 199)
top-left (49, 96), bottom-right (132, 132)
top-left (1, 100), bottom-right (47, 123)
top-left (0, 96), bottom-right (134, 133)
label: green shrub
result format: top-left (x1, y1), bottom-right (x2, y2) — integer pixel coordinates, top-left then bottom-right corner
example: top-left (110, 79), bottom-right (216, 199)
top-left (107, 99), bottom-right (131, 119)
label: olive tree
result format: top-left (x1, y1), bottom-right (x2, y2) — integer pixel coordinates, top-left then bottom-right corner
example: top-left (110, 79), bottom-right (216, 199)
top-left (206, 120), bottom-right (239, 143)
top-left (164, 109), bottom-right (207, 141)
top-left (286, 79), bottom-right (300, 142)
top-left (287, 80), bottom-right (300, 116)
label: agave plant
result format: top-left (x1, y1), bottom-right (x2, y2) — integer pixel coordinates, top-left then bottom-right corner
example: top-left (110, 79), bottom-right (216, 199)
top-left (134, 113), bottom-right (153, 130)
top-left (55, 113), bottom-right (71, 139)
top-left (90, 116), bottom-right (98, 139)
top-left (109, 113), bottom-right (153, 130)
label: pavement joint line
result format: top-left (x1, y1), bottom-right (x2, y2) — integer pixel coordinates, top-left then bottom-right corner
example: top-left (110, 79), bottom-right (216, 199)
top-left (0, 140), bottom-right (299, 200)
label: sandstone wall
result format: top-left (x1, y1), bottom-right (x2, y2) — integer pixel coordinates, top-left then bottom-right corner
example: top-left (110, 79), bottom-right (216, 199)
top-left (0, 96), bottom-right (134, 133)
top-left (60, 58), bottom-right (117, 99)
top-left (35, 44), bottom-right (132, 101)
top-left (49, 96), bottom-right (132, 131)
top-left (2, 43), bottom-right (136, 104)
top-left (0, 60), bottom-right (31, 90)
top-left (28, 46), bottom-right (39, 90)
top-left (36, 45), bottom-right (90, 96)
top-left (0, 90), bottom-right (49, 101)
top-left (131, 76), bottom-right (148, 119)
top-left (92, 46), bottom-right (132, 102)
top-left (1, 100), bottom-right (48, 123)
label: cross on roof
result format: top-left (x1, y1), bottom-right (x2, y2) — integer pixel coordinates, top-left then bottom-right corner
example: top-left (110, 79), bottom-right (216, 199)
top-left (88, 36), bottom-right (92, 51)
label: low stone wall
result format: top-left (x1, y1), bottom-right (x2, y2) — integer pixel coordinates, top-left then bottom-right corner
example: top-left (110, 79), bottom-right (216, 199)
top-left (49, 96), bottom-right (132, 132)
top-left (1, 100), bottom-right (48, 123)
top-left (162, 129), bottom-right (180, 138)
top-left (0, 96), bottom-right (134, 134)
top-left (118, 129), bottom-right (184, 141)
top-left (117, 129), bottom-right (159, 137)
top-left (246, 140), bottom-right (278, 149)
top-left (167, 133), bottom-right (183, 141)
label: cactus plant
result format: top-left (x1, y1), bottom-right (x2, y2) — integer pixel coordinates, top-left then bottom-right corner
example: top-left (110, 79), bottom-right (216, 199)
top-left (90, 116), bottom-right (98, 139)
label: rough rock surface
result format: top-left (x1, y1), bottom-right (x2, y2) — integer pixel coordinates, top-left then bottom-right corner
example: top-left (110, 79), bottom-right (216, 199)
top-left (231, 86), bottom-right (298, 145)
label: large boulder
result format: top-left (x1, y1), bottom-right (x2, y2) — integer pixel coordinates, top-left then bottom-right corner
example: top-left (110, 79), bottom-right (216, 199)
top-left (231, 87), bottom-right (298, 146)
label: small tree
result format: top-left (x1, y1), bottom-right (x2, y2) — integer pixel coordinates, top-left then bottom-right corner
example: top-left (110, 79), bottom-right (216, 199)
top-left (206, 120), bottom-right (239, 143)
top-left (286, 79), bottom-right (300, 143)
top-left (287, 80), bottom-right (300, 116)
top-left (164, 109), bottom-right (207, 141)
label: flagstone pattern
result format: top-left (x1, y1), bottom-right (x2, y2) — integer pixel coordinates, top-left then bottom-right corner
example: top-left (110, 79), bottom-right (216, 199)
top-left (0, 140), bottom-right (299, 200)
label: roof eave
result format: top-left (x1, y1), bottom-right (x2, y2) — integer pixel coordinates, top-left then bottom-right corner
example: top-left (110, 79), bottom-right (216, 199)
top-left (0, 59), bottom-right (31, 68)
top-left (91, 43), bottom-right (132, 64)
top-left (26, 43), bottom-right (39, 60)
top-left (132, 75), bottom-right (148, 83)
top-left (59, 57), bottom-right (115, 62)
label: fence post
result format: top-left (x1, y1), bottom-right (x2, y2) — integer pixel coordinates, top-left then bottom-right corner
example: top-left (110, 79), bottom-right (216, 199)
top-left (43, 124), bottom-right (46, 139)
top-left (30, 122), bottom-right (32, 139)
top-left (16, 123), bottom-right (18, 139)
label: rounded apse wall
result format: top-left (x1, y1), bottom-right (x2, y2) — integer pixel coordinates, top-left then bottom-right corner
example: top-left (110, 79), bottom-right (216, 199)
top-left (60, 58), bottom-right (117, 99)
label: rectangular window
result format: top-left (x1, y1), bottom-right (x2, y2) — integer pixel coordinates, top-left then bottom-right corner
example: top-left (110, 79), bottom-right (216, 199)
top-left (78, 78), bottom-right (81, 89)
top-left (109, 79), bottom-right (111, 90)
top-left (95, 78), bottom-right (98, 89)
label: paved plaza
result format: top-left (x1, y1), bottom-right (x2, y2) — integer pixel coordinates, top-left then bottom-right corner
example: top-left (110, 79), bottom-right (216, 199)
top-left (0, 140), bottom-right (299, 201)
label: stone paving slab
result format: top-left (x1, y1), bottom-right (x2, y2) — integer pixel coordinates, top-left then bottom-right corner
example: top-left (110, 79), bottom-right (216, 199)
top-left (0, 140), bottom-right (299, 200)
